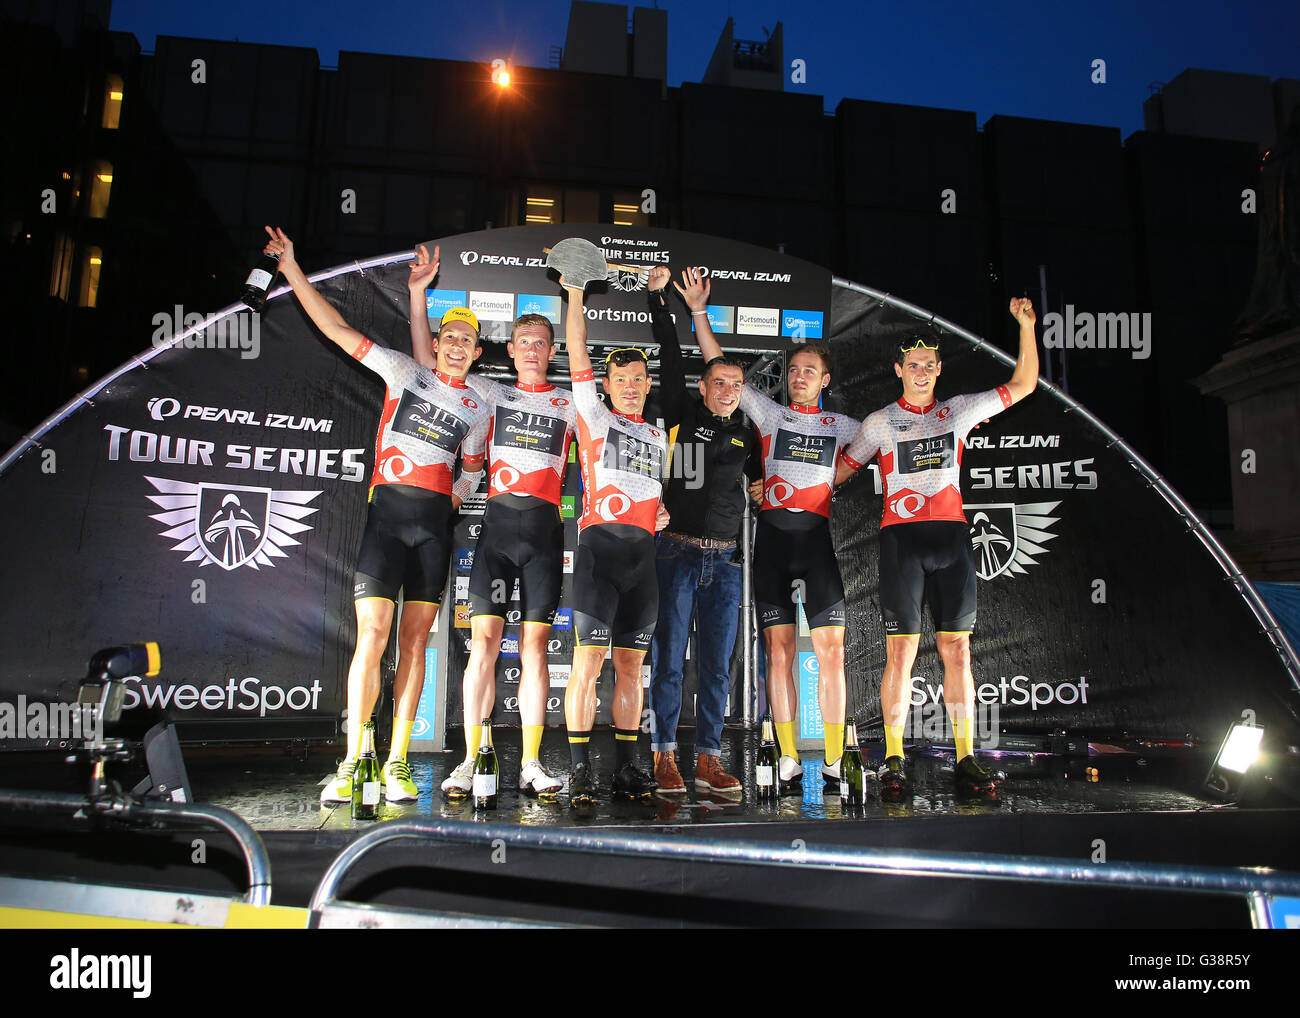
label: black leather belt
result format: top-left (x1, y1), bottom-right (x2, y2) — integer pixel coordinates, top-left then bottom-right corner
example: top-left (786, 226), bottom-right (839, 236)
top-left (663, 531), bottom-right (737, 551)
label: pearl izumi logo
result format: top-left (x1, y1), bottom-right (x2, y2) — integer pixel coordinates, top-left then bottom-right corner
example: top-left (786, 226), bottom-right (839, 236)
top-left (50, 949), bottom-right (151, 998)
top-left (966, 501), bottom-right (1061, 580)
top-left (145, 476), bottom-right (322, 570)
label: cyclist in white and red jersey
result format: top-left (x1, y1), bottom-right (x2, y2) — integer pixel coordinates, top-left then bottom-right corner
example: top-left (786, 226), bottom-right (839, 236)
top-left (262, 228), bottom-right (490, 807)
top-left (561, 275), bottom-right (669, 805)
top-left (405, 244), bottom-right (575, 799)
top-left (841, 298), bottom-right (1039, 797)
top-left (682, 267), bottom-right (862, 790)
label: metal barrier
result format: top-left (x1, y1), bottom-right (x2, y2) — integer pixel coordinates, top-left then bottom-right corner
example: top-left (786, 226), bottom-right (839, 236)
top-left (311, 817), bottom-right (1300, 925)
top-left (0, 788), bottom-right (272, 907)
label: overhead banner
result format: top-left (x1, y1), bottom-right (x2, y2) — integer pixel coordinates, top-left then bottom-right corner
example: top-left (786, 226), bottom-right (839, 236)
top-left (0, 224), bottom-right (1294, 751)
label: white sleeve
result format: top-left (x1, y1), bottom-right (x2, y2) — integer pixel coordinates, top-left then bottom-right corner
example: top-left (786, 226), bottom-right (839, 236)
top-left (955, 387), bottom-right (1013, 441)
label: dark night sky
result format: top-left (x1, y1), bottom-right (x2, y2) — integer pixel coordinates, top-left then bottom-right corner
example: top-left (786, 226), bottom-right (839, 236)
top-left (110, 0), bottom-right (1300, 138)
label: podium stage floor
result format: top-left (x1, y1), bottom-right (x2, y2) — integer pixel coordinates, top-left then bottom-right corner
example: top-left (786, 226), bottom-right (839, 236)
top-left (2, 729), bottom-right (1298, 926)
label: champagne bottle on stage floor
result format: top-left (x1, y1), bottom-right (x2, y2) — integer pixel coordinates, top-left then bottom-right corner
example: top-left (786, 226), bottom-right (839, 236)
top-left (756, 712), bottom-right (781, 800)
top-left (472, 718), bottom-right (498, 810)
top-left (840, 721), bottom-right (866, 807)
top-left (240, 250), bottom-right (279, 311)
top-left (351, 721), bottom-right (381, 821)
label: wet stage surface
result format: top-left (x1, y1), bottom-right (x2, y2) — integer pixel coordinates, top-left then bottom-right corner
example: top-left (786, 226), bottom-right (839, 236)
top-left (3, 728), bottom-right (1296, 926)
top-left (197, 728), bottom-right (1214, 833)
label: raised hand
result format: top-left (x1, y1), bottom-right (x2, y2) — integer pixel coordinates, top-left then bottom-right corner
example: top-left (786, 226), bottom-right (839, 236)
top-left (672, 266), bottom-right (710, 311)
top-left (263, 225), bottom-right (296, 271)
top-left (1009, 297), bottom-right (1036, 326)
top-left (409, 243), bottom-right (440, 291)
top-left (648, 265), bottom-right (671, 292)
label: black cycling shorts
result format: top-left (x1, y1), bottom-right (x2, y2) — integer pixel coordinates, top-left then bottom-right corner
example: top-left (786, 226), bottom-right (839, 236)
top-left (468, 494), bottom-right (563, 625)
top-left (353, 485), bottom-right (454, 604)
top-left (570, 523), bottom-right (657, 652)
top-left (754, 509), bottom-right (846, 630)
top-left (879, 520), bottom-right (977, 636)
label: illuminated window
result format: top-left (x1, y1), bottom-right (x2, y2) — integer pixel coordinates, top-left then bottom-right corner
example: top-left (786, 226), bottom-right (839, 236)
top-left (519, 187), bottom-right (600, 226)
top-left (49, 234), bottom-right (75, 301)
top-left (102, 74), bottom-right (124, 129)
top-left (79, 246), bottom-right (103, 308)
top-left (523, 189), bottom-right (560, 224)
top-left (88, 160), bottom-right (113, 218)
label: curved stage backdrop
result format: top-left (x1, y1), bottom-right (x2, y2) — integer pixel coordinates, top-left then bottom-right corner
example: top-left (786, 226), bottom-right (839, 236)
top-left (0, 225), bottom-right (1296, 752)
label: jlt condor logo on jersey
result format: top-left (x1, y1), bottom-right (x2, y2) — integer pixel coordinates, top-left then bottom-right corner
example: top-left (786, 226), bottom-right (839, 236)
top-left (966, 501), bottom-right (1062, 580)
top-left (145, 476), bottom-right (321, 571)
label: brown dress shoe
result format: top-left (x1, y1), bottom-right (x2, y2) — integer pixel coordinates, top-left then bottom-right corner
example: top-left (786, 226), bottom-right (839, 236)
top-left (695, 753), bottom-right (741, 795)
top-left (653, 751), bottom-right (687, 794)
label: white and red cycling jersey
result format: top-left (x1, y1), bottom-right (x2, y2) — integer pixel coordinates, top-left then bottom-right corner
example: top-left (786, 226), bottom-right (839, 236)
top-left (463, 377), bottom-right (577, 505)
top-left (352, 338), bottom-right (489, 495)
top-left (739, 388), bottom-right (862, 518)
top-left (845, 386), bottom-right (1012, 527)
top-left (571, 369), bottom-right (666, 534)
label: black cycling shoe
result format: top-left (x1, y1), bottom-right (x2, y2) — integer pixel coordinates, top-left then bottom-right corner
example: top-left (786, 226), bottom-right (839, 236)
top-left (878, 755), bottom-right (911, 802)
top-left (611, 762), bottom-right (657, 800)
top-left (954, 755), bottom-right (1003, 796)
top-left (568, 762), bottom-right (597, 807)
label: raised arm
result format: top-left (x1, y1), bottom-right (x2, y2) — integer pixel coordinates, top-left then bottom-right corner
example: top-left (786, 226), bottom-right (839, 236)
top-left (408, 243), bottom-right (440, 370)
top-left (648, 265), bottom-right (687, 428)
top-left (672, 267), bottom-right (721, 361)
top-left (563, 278), bottom-right (591, 377)
top-left (1005, 297), bottom-right (1040, 404)
top-left (264, 227), bottom-right (368, 356)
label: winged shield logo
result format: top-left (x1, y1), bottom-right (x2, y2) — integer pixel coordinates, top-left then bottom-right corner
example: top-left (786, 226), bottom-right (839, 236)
top-left (144, 476), bottom-right (322, 571)
top-left (966, 501), bottom-right (1061, 580)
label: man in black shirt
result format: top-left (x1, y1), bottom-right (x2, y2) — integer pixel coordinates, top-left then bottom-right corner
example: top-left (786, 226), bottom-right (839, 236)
top-left (647, 265), bottom-right (761, 795)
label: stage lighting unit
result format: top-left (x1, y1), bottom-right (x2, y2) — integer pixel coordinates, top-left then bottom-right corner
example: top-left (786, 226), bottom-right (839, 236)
top-left (1202, 720), bottom-right (1264, 801)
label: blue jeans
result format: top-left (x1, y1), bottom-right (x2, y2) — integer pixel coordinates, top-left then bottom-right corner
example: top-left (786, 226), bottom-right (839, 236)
top-left (649, 536), bottom-right (743, 755)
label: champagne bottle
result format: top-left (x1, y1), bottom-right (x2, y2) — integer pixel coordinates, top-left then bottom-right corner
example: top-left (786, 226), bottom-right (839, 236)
top-left (240, 250), bottom-right (279, 311)
top-left (472, 718), bottom-right (497, 810)
top-left (756, 712), bottom-right (781, 800)
top-left (351, 721), bottom-right (381, 821)
top-left (840, 721), bottom-right (866, 806)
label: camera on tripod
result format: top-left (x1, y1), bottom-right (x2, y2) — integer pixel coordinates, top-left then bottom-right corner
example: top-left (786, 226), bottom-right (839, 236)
top-left (69, 643), bottom-right (192, 810)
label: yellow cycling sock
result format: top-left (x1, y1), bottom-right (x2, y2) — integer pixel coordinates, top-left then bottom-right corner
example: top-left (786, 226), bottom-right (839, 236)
top-left (522, 724), bottom-right (543, 761)
top-left (465, 722), bottom-right (483, 759)
top-left (952, 714), bottom-right (973, 762)
top-left (885, 725), bottom-right (905, 760)
top-left (775, 720), bottom-right (798, 759)
top-left (389, 717), bottom-right (414, 761)
top-left (823, 723), bottom-right (843, 765)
